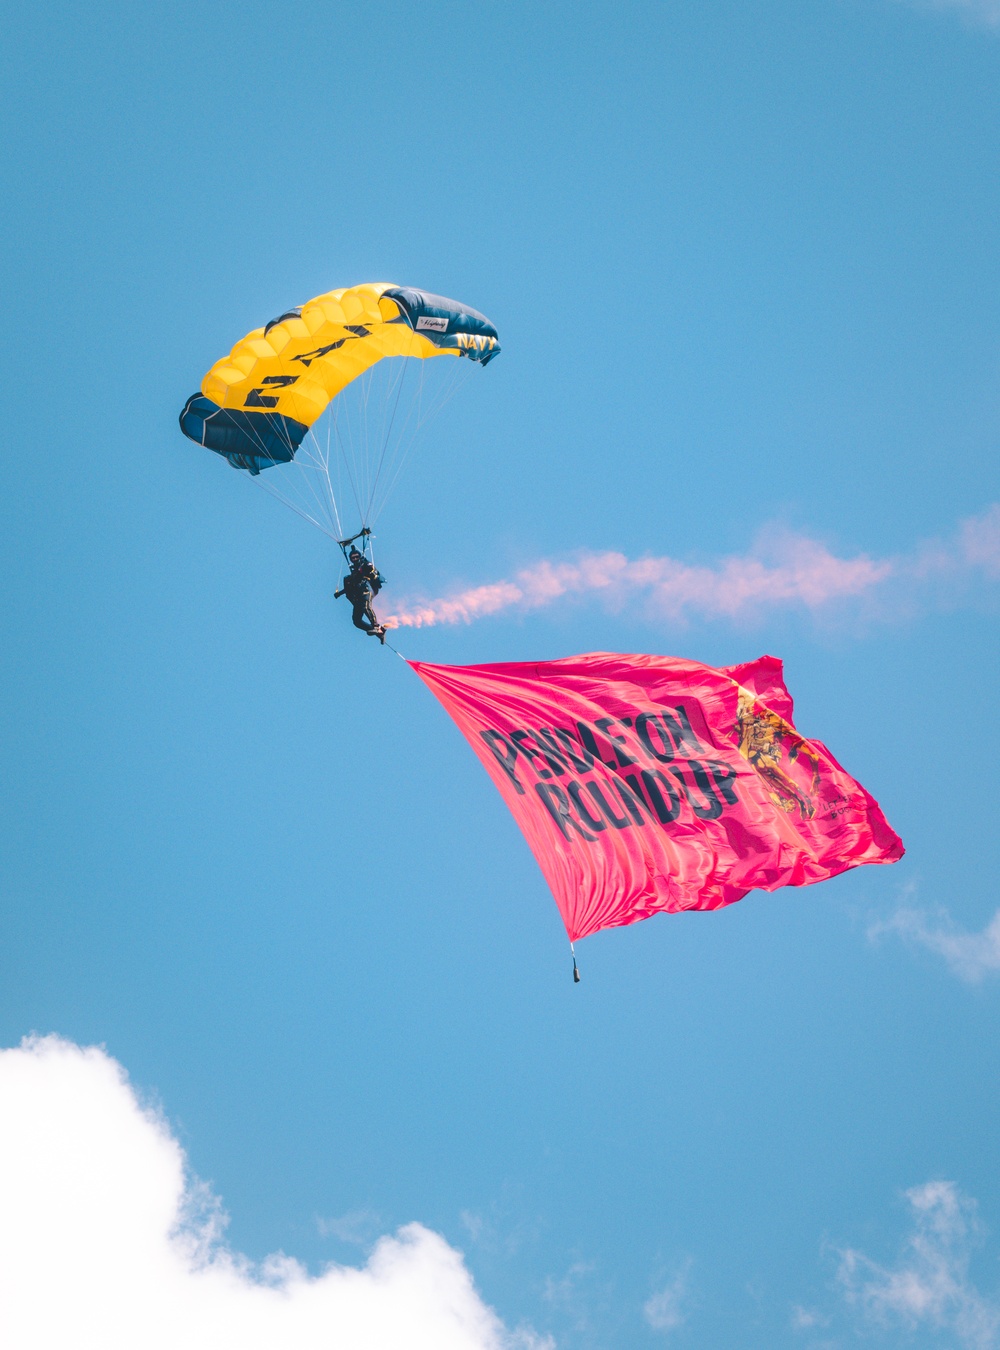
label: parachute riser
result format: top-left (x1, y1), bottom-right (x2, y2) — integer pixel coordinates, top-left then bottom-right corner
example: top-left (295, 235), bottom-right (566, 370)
top-left (338, 526), bottom-right (374, 566)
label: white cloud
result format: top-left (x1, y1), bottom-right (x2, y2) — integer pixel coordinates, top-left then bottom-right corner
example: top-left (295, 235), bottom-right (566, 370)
top-left (962, 504), bottom-right (1000, 573)
top-left (870, 900), bottom-right (1000, 982)
top-left (912, 0), bottom-right (1000, 30)
top-left (315, 1209), bottom-right (385, 1246)
top-left (0, 1035), bottom-right (550, 1350)
top-left (644, 1262), bottom-right (692, 1336)
top-left (789, 1303), bottom-right (828, 1331)
top-left (542, 1259), bottom-right (596, 1310)
top-left (385, 504), bottom-right (999, 632)
top-left (459, 1200), bottom-right (540, 1260)
top-left (541, 1259), bottom-right (611, 1340)
top-left (838, 1181), bottom-right (1000, 1348)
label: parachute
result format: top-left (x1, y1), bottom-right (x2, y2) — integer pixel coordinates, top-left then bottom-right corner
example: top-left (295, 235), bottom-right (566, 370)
top-left (179, 283), bottom-right (499, 540)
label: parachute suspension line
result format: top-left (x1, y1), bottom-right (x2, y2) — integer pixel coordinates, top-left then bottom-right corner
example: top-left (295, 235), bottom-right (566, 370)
top-left (362, 361), bottom-right (377, 517)
top-left (229, 404), bottom-right (341, 540)
top-left (330, 397), bottom-right (353, 542)
top-left (327, 409), bottom-right (353, 543)
top-left (234, 338), bottom-right (347, 540)
top-left (571, 943), bottom-right (581, 984)
top-left (331, 413), bottom-right (342, 540)
top-left (353, 365), bottom-right (371, 520)
top-left (372, 357), bottom-right (427, 522)
top-left (360, 376), bottom-right (372, 513)
top-left (330, 394), bottom-right (366, 530)
top-left (371, 359), bottom-right (398, 513)
top-left (322, 416), bottom-right (344, 540)
top-left (336, 526), bottom-right (372, 564)
top-left (366, 352), bottom-right (410, 523)
top-left (248, 416), bottom-right (338, 539)
top-left (253, 443), bottom-right (338, 538)
top-left (301, 432), bottom-right (342, 537)
top-left (377, 354), bottom-right (471, 519)
top-left (298, 350), bottom-right (475, 536)
top-left (183, 283), bottom-right (501, 546)
top-left (254, 480), bottom-right (338, 538)
top-left (284, 432), bottom-right (334, 531)
top-left (362, 361), bottom-right (379, 515)
top-left (234, 344), bottom-right (478, 544)
top-left (323, 355), bottom-right (406, 531)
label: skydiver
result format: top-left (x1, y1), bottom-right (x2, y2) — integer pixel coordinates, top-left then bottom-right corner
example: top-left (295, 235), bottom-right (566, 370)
top-left (335, 547), bottom-right (387, 642)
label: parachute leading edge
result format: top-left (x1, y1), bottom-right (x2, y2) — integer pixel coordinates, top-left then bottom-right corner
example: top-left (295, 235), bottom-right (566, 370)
top-left (179, 284), bottom-right (500, 475)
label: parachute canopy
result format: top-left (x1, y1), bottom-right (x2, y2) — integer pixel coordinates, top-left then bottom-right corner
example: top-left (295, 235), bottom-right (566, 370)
top-left (412, 652), bottom-right (903, 943)
top-left (179, 283), bottom-right (499, 479)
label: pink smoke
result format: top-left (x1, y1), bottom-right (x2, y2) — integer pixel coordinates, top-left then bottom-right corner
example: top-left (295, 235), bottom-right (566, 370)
top-left (961, 502), bottom-right (1000, 577)
top-left (384, 505), bottom-right (998, 631)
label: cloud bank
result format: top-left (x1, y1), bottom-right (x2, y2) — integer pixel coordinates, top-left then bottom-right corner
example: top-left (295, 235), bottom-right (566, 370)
top-left (906, 0), bottom-right (1000, 30)
top-left (385, 504), bottom-right (999, 632)
top-left (643, 1261), bottom-right (692, 1336)
top-left (838, 1181), bottom-right (1000, 1348)
top-left (0, 1035), bottom-right (547, 1350)
top-left (871, 903), bottom-right (1000, 982)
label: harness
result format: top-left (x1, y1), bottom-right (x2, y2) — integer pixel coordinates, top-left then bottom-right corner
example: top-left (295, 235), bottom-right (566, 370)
top-left (339, 526), bottom-right (384, 598)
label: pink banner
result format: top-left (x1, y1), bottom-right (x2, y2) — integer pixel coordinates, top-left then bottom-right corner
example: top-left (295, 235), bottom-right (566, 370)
top-left (412, 652), bottom-right (903, 942)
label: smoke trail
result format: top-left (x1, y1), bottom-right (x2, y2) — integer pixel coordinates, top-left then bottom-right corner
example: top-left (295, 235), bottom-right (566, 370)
top-left (384, 505), bottom-right (999, 630)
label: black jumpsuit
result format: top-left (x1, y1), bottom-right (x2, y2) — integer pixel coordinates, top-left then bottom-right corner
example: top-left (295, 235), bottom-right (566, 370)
top-left (342, 563), bottom-right (381, 633)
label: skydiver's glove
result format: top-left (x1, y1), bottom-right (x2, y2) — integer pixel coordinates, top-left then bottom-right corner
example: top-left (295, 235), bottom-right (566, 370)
top-left (334, 589), bottom-right (344, 599)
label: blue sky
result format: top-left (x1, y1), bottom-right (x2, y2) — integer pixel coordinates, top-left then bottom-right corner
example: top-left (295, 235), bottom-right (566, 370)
top-left (1, 2), bottom-right (999, 1346)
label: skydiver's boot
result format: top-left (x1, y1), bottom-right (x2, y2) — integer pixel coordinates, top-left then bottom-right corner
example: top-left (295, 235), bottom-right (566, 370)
top-left (376, 625), bottom-right (387, 644)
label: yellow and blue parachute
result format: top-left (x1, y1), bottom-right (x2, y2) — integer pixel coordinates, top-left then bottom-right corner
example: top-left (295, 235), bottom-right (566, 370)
top-left (179, 283), bottom-right (499, 535)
